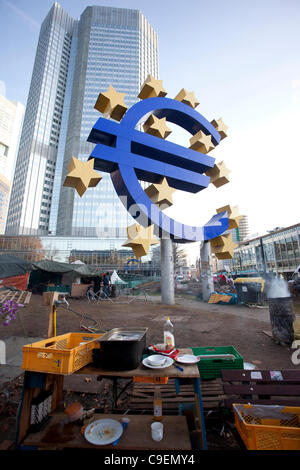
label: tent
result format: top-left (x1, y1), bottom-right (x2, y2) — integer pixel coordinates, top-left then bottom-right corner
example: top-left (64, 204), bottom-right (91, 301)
top-left (28, 260), bottom-right (105, 293)
top-left (0, 254), bottom-right (33, 291)
top-left (110, 270), bottom-right (126, 285)
top-left (31, 260), bottom-right (102, 277)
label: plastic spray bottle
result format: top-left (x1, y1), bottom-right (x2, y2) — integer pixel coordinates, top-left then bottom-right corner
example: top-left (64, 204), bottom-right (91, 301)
top-left (153, 386), bottom-right (162, 421)
top-left (163, 317), bottom-right (175, 350)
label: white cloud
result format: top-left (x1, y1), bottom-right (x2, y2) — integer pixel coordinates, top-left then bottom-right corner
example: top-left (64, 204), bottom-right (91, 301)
top-left (1, 0), bottom-right (40, 30)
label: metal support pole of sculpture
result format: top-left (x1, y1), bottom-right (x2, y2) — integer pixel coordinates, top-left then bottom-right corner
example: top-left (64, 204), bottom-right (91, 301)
top-left (161, 238), bottom-right (175, 305)
top-left (200, 241), bottom-right (214, 302)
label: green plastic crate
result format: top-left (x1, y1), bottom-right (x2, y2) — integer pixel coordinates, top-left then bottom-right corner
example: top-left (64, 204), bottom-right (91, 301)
top-left (191, 345), bottom-right (244, 380)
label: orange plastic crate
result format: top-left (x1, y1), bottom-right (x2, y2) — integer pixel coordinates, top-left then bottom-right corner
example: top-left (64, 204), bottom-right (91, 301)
top-left (21, 332), bottom-right (102, 375)
top-left (233, 403), bottom-right (300, 450)
top-left (133, 376), bottom-right (169, 384)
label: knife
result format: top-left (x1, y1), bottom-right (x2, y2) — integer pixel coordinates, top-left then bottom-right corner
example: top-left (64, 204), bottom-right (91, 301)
top-left (113, 417), bottom-right (130, 446)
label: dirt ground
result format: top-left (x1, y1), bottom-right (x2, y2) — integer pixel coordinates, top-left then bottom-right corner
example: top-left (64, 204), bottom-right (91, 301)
top-left (2, 292), bottom-right (299, 369)
top-left (1, 292), bottom-right (300, 451)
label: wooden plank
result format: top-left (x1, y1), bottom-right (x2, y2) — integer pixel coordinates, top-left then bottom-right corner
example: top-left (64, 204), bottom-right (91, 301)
top-left (17, 373), bottom-right (64, 445)
top-left (16, 291), bottom-right (25, 303)
top-left (131, 397), bottom-right (198, 404)
top-left (223, 383), bottom-right (300, 395)
top-left (221, 369), bottom-right (300, 382)
top-left (225, 397), bottom-right (300, 408)
top-left (0, 290), bottom-right (12, 302)
top-left (128, 378), bottom-right (224, 413)
top-left (10, 291), bottom-right (18, 301)
top-left (262, 330), bottom-right (273, 338)
top-left (24, 292), bottom-right (32, 304)
top-left (222, 369), bottom-right (300, 409)
top-left (129, 401), bottom-right (221, 410)
top-left (22, 413), bottom-right (192, 450)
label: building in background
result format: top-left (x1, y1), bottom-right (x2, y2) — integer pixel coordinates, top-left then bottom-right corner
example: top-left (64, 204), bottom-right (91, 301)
top-left (236, 215), bottom-right (249, 242)
top-left (0, 174), bottom-right (10, 234)
top-left (0, 94), bottom-right (24, 233)
top-left (5, 2), bottom-right (159, 259)
top-left (229, 223), bottom-right (300, 278)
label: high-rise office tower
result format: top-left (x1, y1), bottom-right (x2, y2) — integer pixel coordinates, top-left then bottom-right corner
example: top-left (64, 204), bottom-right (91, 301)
top-left (6, 3), bottom-right (159, 245)
top-left (237, 215), bottom-right (250, 242)
top-left (0, 94), bottom-right (24, 233)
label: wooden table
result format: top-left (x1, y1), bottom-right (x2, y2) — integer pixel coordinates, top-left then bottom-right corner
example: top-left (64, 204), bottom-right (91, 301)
top-left (77, 348), bottom-right (207, 449)
top-left (16, 349), bottom-right (207, 450)
top-left (23, 413), bottom-right (192, 450)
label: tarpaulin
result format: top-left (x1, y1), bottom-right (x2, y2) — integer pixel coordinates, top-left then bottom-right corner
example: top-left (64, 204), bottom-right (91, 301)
top-left (32, 259), bottom-right (102, 276)
top-left (0, 272), bottom-right (30, 291)
top-left (208, 292), bottom-right (238, 304)
top-left (0, 254), bottom-right (32, 277)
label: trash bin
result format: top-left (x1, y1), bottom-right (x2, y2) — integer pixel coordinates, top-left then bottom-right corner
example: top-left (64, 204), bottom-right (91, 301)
top-left (268, 296), bottom-right (295, 346)
top-left (234, 278), bottom-right (265, 304)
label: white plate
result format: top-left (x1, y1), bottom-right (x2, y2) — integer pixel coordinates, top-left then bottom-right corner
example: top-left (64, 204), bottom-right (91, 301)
top-left (142, 356), bottom-right (174, 369)
top-left (176, 354), bottom-right (200, 364)
top-left (84, 419), bottom-right (123, 446)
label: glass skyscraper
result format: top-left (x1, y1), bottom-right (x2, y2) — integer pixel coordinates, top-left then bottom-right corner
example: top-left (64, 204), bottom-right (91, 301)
top-left (6, 3), bottom-right (159, 250)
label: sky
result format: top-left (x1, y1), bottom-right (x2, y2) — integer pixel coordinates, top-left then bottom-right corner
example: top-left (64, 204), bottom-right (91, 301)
top-left (0, 0), bottom-right (300, 251)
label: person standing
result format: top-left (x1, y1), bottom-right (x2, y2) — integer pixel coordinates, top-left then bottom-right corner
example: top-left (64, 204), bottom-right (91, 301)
top-left (93, 276), bottom-right (101, 295)
top-left (103, 272), bottom-right (110, 297)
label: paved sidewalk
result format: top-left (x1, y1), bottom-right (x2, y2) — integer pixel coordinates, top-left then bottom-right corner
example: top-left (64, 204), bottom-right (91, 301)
top-left (0, 336), bottom-right (42, 385)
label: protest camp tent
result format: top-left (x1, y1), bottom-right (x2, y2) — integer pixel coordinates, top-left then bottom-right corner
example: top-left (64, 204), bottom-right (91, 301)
top-left (0, 254), bottom-right (33, 290)
top-left (28, 259), bottom-right (103, 291)
top-left (110, 270), bottom-right (126, 285)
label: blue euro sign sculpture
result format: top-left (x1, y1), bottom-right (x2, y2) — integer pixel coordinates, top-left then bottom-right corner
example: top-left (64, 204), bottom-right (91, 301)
top-left (87, 96), bottom-right (229, 243)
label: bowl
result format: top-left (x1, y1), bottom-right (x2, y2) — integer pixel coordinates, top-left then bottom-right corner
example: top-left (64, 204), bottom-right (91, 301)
top-left (147, 354), bottom-right (166, 367)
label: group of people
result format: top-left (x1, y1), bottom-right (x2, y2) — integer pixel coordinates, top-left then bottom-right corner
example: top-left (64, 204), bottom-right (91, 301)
top-left (218, 272), bottom-right (234, 287)
top-left (90, 272), bottom-right (111, 297)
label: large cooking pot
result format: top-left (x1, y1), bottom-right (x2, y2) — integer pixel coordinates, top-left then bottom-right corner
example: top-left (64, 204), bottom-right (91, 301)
top-left (92, 328), bottom-right (148, 371)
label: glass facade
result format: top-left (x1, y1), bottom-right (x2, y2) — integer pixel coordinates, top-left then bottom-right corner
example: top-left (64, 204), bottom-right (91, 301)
top-left (5, 3), bottom-right (74, 235)
top-left (230, 224), bottom-right (300, 276)
top-left (0, 235), bottom-right (160, 275)
top-left (6, 4), bottom-right (159, 249)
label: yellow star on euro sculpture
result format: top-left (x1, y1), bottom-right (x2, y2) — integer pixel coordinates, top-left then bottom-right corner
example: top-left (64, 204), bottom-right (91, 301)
top-left (145, 177), bottom-right (176, 208)
top-left (211, 118), bottom-right (228, 140)
top-left (210, 233), bottom-right (237, 260)
top-left (94, 84), bottom-right (127, 121)
top-left (63, 157), bottom-right (102, 197)
top-left (122, 224), bottom-right (159, 258)
top-left (174, 89), bottom-right (200, 109)
top-left (216, 205), bottom-right (242, 230)
top-left (143, 115), bottom-right (172, 139)
top-left (205, 161), bottom-right (230, 188)
top-left (190, 130), bottom-right (215, 154)
top-left (138, 74), bottom-right (167, 100)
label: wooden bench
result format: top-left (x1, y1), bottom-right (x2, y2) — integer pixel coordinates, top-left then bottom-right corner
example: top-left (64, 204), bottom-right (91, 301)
top-left (221, 369), bottom-right (300, 408)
